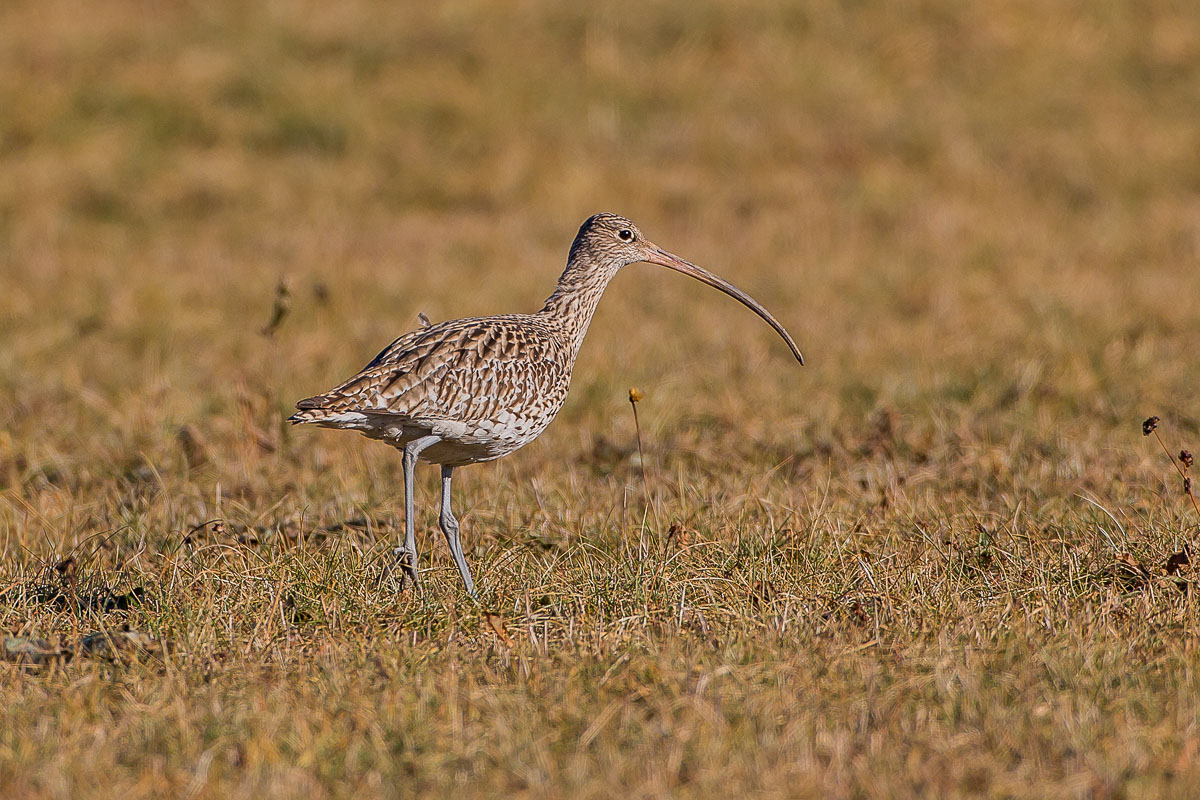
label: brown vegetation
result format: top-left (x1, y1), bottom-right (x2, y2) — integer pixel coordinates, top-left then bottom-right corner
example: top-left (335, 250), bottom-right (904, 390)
top-left (2, 1), bottom-right (1200, 797)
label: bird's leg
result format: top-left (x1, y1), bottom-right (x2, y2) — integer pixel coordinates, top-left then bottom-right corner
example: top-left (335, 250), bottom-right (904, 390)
top-left (438, 465), bottom-right (477, 599)
top-left (396, 435), bottom-right (440, 590)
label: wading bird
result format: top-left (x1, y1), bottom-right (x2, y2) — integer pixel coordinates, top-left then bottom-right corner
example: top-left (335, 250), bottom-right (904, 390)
top-left (290, 214), bottom-right (804, 597)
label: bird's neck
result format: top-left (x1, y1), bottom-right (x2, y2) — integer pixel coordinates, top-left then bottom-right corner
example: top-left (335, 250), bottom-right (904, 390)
top-left (537, 258), bottom-right (618, 358)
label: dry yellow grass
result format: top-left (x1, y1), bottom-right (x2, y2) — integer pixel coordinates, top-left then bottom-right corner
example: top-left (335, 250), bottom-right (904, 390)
top-left (2, 1), bottom-right (1200, 797)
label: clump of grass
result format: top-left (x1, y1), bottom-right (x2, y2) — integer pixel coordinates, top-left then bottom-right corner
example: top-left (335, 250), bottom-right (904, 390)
top-left (248, 112), bottom-right (348, 156)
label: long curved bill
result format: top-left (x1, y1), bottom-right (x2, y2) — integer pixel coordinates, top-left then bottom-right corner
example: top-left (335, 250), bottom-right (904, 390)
top-left (642, 245), bottom-right (805, 365)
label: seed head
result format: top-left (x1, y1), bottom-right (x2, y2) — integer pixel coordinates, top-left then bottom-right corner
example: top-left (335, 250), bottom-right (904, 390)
top-left (1142, 416), bottom-right (1160, 436)
top-left (1186, 475), bottom-right (1194, 495)
top-left (1181, 450), bottom-right (1194, 469)
top-left (629, 387), bottom-right (644, 404)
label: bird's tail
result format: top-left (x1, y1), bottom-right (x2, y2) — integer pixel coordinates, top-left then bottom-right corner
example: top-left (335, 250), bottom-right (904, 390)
top-left (288, 396), bottom-right (334, 425)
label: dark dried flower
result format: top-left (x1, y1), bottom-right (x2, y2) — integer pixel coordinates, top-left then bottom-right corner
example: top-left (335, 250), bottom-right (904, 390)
top-left (1165, 547), bottom-right (1190, 576)
top-left (54, 557), bottom-right (76, 580)
top-left (1143, 416), bottom-right (1160, 436)
top-left (1186, 475), bottom-right (1194, 495)
top-left (1181, 450), bottom-right (1194, 469)
top-left (312, 281), bottom-right (330, 306)
top-left (666, 521), bottom-right (691, 548)
top-left (1165, 547), bottom-right (1192, 594)
top-left (177, 424), bottom-right (210, 469)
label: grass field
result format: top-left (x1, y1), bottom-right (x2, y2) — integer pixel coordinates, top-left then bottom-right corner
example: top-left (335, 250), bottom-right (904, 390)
top-left (3, 1), bottom-right (1200, 797)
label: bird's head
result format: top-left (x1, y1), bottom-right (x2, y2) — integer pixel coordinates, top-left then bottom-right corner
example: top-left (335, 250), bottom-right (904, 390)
top-left (568, 213), bottom-right (653, 269)
top-left (567, 213), bottom-right (805, 365)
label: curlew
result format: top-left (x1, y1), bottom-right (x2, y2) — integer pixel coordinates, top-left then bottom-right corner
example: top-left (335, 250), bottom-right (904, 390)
top-left (289, 214), bottom-right (804, 597)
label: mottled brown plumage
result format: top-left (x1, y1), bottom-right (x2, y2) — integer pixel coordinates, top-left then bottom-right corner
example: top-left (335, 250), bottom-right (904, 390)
top-left (290, 213), bottom-right (804, 596)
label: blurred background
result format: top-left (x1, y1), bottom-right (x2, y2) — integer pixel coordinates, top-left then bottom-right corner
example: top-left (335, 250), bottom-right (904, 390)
top-left (1, 0), bottom-right (1198, 535)
top-left (5, 3), bottom-right (1200, 796)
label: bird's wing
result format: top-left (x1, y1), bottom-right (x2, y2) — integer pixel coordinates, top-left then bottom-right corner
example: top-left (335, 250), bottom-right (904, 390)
top-left (294, 316), bottom-right (565, 422)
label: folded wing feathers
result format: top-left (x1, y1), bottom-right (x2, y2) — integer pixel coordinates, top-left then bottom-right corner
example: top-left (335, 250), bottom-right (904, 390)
top-left (289, 317), bottom-right (562, 425)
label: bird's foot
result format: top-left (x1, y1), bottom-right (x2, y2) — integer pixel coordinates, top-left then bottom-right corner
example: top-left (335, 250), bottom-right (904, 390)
top-left (393, 546), bottom-right (419, 591)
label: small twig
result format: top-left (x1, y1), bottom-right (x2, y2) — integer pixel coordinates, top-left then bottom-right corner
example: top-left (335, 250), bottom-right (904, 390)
top-left (628, 388), bottom-right (660, 532)
top-left (260, 277), bottom-right (291, 337)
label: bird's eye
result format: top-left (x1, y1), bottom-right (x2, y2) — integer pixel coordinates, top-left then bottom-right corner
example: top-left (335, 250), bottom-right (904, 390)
top-left (618, 229), bottom-right (633, 242)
